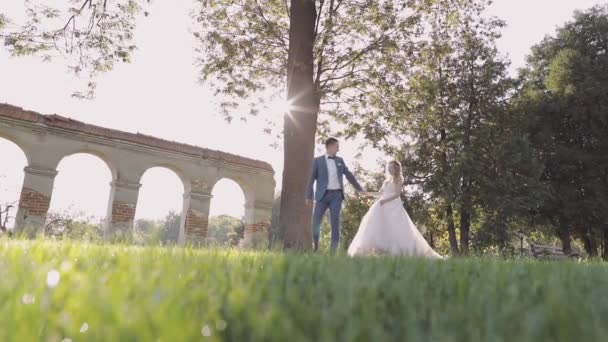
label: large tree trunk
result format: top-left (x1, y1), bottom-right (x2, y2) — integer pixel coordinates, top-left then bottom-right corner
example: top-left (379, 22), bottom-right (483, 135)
top-left (459, 209), bottom-right (471, 255)
top-left (446, 203), bottom-right (460, 255)
top-left (279, 0), bottom-right (318, 250)
top-left (557, 223), bottom-right (573, 255)
top-left (582, 227), bottom-right (598, 257)
top-left (582, 236), bottom-right (595, 257)
top-left (438, 125), bottom-right (459, 256)
top-left (459, 129), bottom-right (473, 255)
top-left (459, 182), bottom-right (472, 255)
top-left (458, 65), bottom-right (477, 256)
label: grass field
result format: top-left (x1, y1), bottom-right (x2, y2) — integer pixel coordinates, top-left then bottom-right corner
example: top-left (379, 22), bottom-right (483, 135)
top-left (0, 240), bottom-right (607, 341)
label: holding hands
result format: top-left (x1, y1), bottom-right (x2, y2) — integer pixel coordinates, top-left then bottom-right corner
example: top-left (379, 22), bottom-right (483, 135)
top-left (359, 191), bottom-right (379, 198)
top-left (358, 191), bottom-right (393, 206)
top-left (359, 191), bottom-right (390, 205)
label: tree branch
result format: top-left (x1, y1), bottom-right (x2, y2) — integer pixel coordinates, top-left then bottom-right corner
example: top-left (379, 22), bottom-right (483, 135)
top-left (314, 0), bottom-right (325, 39)
top-left (253, 0), bottom-right (288, 51)
top-left (315, 0), bottom-right (337, 88)
top-left (59, 0), bottom-right (92, 33)
top-left (320, 32), bottom-right (393, 81)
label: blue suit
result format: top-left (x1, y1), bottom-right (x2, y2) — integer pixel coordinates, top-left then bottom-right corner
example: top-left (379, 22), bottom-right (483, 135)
top-left (305, 155), bottom-right (363, 250)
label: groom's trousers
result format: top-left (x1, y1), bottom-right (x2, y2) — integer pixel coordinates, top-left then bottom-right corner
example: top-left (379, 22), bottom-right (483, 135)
top-left (312, 189), bottom-right (343, 250)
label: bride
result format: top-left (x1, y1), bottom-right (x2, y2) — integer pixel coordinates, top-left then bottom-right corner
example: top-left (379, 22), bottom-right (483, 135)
top-left (347, 160), bottom-right (444, 259)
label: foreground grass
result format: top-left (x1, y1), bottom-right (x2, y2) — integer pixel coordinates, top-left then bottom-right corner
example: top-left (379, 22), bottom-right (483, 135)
top-left (0, 241), bottom-right (607, 341)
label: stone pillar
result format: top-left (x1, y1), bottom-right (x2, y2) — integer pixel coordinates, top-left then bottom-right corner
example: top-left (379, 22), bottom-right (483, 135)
top-left (179, 191), bottom-right (212, 245)
top-left (105, 180), bottom-right (141, 241)
top-left (13, 166), bottom-right (58, 237)
top-left (240, 200), bottom-right (273, 249)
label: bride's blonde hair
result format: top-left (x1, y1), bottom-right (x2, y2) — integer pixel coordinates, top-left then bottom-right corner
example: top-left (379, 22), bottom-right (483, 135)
top-left (386, 159), bottom-right (403, 185)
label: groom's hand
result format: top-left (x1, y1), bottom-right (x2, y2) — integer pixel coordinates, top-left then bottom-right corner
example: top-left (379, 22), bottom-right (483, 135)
top-left (305, 199), bottom-right (313, 206)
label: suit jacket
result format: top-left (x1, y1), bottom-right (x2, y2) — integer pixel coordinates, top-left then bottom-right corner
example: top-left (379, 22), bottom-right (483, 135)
top-left (305, 155), bottom-right (363, 201)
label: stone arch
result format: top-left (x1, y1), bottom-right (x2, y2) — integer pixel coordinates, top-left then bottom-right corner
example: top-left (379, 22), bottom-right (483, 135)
top-left (211, 171), bottom-right (256, 202)
top-left (1, 104), bottom-right (276, 242)
top-left (210, 178), bottom-right (247, 218)
top-left (207, 178), bottom-right (247, 246)
top-left (49, 152), bottom-right (114, 222)
top-left (0, 136), bottom-right (29, 231)
top-left (208, 171), bottom-right (274, 248)
top-left (137, 163), bottom-right (188, 194)
top-left (58, 149), bottom-right (117, 180)
top-left (134, 166), bottom-right (186, 244)
top-left (0, 133), bottom-right (31, 166)
top-left (212, 172), bottom-right (254, 199)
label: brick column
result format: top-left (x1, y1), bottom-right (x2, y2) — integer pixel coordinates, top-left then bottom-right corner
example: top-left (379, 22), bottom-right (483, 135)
top-left (179, 192), bottom-right (212, 245)
top-left (13, 166), bottom-right (58, 237)
top-left (240, 200), bottom-right (273, 248)
top-left (105, 180), bottom-right (141, 241)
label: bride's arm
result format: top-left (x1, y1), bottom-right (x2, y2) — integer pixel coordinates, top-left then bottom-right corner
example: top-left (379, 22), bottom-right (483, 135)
top-left (379, 181), bottom-right (404, 205)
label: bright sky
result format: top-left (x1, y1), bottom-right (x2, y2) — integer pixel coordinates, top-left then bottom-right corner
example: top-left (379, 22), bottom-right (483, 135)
top-left (0, 0), bottom-right (603, 226)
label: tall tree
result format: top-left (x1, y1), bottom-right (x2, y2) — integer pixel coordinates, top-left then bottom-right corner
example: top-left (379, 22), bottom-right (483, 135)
top-left (281, 0), bottom-right (318, 249)
top-left (518, 5), bottom-right (608, 258)
top-left (350, 0), bottom-right (530, 256)
top-left (194, 0), bottom-right (424, 249)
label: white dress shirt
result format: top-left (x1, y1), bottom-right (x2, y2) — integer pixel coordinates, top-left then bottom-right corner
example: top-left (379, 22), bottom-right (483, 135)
top-left (326, 155), bottom-right (341, 190)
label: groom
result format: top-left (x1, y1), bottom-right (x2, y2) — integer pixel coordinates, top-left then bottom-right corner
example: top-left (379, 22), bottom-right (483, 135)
top-left (305, 138), bottom-right (364, 251)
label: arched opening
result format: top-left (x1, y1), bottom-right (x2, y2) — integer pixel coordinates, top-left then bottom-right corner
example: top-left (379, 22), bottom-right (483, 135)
top-left (47, 153), bottom-right (113, 240)
top-left (208, 178), bottom-right (246, 247)
top-left (0, 137), bottom-right (28, 235)
top-left (134, 167), bottom-right (185, 244)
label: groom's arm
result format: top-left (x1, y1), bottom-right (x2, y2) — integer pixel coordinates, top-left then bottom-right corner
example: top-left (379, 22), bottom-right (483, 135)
top-left (343, 161), bottom-right (364, 193)
top-left (305, 159), bottom-right (318, 201)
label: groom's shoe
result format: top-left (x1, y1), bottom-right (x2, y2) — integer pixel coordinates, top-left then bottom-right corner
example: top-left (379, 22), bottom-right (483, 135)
top-left (313, 240), bottom-right (319, 252)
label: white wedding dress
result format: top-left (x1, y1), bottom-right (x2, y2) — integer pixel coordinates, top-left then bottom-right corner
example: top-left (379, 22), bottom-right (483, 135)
top-left (347, 180), bottom-right (444, 259)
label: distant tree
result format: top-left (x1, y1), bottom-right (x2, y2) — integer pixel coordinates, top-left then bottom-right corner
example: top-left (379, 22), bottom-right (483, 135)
top-left (517, 5), bottom-right (608, 258)
top-left (0, 200), bottom-right (17, 237)
top-left (160, 210), bottom-right (180, 244)
top-left (45, 210), bottom-right (104, 241)
top-left (0, 176), bottom-right (17, 237)
top-left (208, 215), bottom-right (245, 247)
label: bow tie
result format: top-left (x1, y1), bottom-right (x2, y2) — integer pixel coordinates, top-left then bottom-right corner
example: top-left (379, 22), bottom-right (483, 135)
top-left (327, 156), bottom-right (336, 159)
